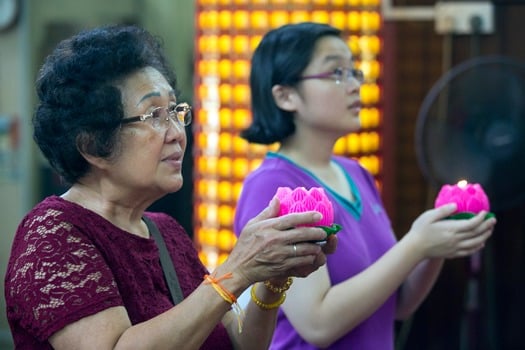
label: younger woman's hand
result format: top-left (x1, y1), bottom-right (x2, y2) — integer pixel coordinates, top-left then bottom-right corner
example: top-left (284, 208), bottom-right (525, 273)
top-left (406, 204), bottom-right (496, 260)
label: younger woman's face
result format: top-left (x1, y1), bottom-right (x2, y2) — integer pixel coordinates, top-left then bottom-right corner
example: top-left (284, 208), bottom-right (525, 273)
top-left (293, 36), bottom-right (362, 135)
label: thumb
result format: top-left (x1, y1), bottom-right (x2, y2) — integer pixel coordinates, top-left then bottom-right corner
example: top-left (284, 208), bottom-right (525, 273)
top-left (432, 203), bottom-right (457, 220)
top-left (246, 197), bottom-right (281, 225)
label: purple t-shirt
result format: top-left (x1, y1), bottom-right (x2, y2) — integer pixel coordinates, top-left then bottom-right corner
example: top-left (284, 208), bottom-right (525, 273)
top-left (5, 196), bottom-right (232, 349)
top-left (234, 152), bottom-right (398, 350)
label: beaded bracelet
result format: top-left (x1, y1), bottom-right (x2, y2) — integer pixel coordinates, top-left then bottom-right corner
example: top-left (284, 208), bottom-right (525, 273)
top-left (264, 277), bottom-right (293, 294)
top-left (250, 283), bottom-right (287, 310)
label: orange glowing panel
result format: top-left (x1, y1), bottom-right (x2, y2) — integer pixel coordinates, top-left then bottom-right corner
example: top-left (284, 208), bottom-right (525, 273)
top-left (219, 10), bottom-right (232, 30)
top-left (330, 11), bottom-right (346, 30)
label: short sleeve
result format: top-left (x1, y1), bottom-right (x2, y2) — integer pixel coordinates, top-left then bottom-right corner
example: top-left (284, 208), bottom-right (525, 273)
top-left (5, 208), bottom-right (122, 341)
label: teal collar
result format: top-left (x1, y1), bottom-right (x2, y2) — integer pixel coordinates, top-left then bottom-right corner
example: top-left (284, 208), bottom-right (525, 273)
top-left (268, 152), bottom-right (362, 219)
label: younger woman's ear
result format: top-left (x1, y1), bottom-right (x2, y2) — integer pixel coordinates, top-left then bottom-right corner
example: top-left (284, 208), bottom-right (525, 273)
top-left (271, 84), bottom-right (298, 112)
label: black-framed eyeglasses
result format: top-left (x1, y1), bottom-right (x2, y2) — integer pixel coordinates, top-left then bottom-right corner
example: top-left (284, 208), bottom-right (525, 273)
top-left (121, 102), bottom-right (192, 130)
top-left (299, 67), bottom-right (364, 85)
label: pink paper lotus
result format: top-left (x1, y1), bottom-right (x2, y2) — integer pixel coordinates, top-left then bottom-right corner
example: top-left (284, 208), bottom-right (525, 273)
top-left (273, 187), bottom-right (341, 236)
top-left (434, 182), bottom-right (490, 214)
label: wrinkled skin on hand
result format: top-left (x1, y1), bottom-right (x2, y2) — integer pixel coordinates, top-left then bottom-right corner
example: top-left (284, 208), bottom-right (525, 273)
top-left (406, 203), bottom-right (496, 260)
top-left (226, 198), bottom-right (337, 287)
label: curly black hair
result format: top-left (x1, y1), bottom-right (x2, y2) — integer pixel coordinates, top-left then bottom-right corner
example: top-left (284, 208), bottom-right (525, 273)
top-left (242, 22), bottom-right (341, 144)
top-left (33, 24), bottom-right (178, 184)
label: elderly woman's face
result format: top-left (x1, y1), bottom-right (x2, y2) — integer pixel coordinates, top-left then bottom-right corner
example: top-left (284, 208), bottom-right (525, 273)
top-left (109, 67), bottom-right (187, 197)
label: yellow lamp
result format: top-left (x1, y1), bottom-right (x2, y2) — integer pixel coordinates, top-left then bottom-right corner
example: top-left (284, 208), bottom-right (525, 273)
top-left (219, 133), bottom-right (232, 153)
top-left (250, 158), bottom-right (263, 171)
top-left (311, 11), bottom-right (329, 24)
top-left (348, 35), bottom-right (361, 56)
top-left (206, 156), bottom-right (218, 175)
top-left (348, 133), bottom-right (360, 154)
top-left (251, 11), bottom-right (269, 29)
top-left (291, 11), bottom-right (310, 24)
top-left (362, 11), bottom-right (381, 32)
top-left (219, 59), bottom-right (232, 80)
top-left (233, 60), bottom-right (250, 80)
top-left (233, 136), bottom-right (249, 155)
top-left (369, 131), bottom-right (380, 152)
top-left (219, 10), bottom-right (232, 30)
top-left (219, 84), bottom-right (232, 104)
top-left (217, 229), bottom-right (235, 251)
top-left (347, 11), bottom-right (361, 32)
top-left (219, 35), bottom-right (232, 55)
top-left (330, 11), bottom-right (346, 30)
top-left (233, 157), bottom-right (249, 179)
top-left (233, 109), bottom-right (251, 130)
top-left (219, 108), bottom-right (232, 129)
top-left (233, 182), bottom-right (243, 201)
top-left (233, 10), bottom-right (250, 30)
top-left (233, 84), bottom-right (250, 105)
top-left (333, 137), bottom-right (347, 155)
top-left (218, 157), bottom-right (232, 178)
top-left (270, 11), bottom-right (290, 28)
top-left (218, 181), bottom-right (232, 202)
top-left (218, 206), bottom-right (233, 227)
top-left (233, 35), bottom-right (249, 55)
top-left (197, 109), bottom-right (208, 125)
top-left (250, 35), bottom-right (262, 52)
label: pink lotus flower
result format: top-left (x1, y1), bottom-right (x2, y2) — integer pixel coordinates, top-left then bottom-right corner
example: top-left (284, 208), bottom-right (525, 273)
top-left (274, 187), bottom-right (335, 227)
top-left (434, 182), bottom-right (490, 214)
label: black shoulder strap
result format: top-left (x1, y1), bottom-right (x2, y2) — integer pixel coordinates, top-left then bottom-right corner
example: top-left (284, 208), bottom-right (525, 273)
top-left (143, 217), bottom-right (184, 305)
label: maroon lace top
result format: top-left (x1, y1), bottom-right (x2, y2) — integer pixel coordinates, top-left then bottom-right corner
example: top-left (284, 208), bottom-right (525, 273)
top-left (5, 196), bottom-right (232, 349)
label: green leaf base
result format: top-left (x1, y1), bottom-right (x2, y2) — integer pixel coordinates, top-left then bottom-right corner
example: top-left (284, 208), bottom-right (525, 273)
top-left (317, 223), bottom-right (342, 236)
top-left (445, 212), bottom-right (496, 220)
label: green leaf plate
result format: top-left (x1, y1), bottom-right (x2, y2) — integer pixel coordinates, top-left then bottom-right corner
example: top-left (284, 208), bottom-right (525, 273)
top-left (444, 212), bottom-right (496, 220)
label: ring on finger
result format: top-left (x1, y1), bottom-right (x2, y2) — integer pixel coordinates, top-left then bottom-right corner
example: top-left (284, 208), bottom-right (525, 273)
top-left (293, 243), bottom-right (297, 257)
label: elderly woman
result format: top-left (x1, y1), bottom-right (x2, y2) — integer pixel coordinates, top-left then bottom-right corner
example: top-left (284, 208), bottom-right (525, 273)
top-left (4, 25), bottom-right (336, 350)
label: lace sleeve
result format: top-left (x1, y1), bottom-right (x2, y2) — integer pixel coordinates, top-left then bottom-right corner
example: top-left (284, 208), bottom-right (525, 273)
top-left (5, 208), bottom-right (122, 341)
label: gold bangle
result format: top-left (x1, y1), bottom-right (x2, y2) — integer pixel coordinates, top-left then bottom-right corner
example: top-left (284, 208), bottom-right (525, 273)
top-left (264, 277), bottom-right (293, 294)
top-left (250, 283), bottom-right (286, 310)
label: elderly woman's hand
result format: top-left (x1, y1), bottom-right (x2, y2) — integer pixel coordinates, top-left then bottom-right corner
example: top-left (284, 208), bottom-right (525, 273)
top-left (226, 197), bottom-right (335, 286)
